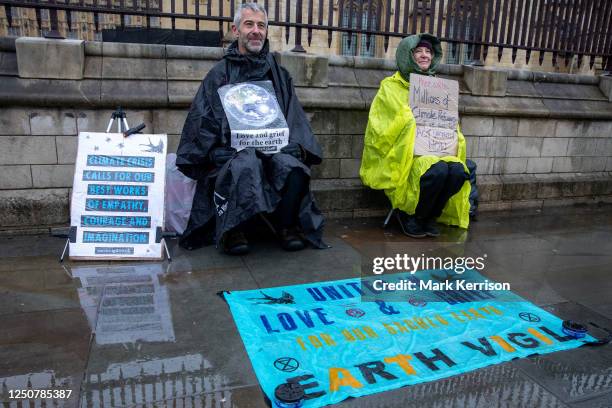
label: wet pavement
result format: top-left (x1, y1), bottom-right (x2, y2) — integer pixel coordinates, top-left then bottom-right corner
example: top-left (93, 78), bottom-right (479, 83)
top-left (1, 205), bottom-right (611, 408)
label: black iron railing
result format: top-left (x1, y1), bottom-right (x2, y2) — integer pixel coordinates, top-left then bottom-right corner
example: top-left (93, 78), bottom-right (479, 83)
top-left (1, 0), bottom-right (611, 69)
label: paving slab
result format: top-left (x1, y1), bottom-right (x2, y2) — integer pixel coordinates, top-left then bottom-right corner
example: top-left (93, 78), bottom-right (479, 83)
top-left (512, 302), bottom-right (612, 406)
top-left (0, 309), bottom-right (90, 408)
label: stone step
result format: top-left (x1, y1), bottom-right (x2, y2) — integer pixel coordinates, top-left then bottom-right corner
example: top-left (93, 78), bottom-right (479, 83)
top-left (310, 173), bottom-right (612, 216)
top-left (1, 173), bottom-right (611, 228)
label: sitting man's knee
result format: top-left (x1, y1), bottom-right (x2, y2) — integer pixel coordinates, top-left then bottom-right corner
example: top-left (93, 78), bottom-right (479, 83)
top-left (284, 168), bottom-right (308, 190)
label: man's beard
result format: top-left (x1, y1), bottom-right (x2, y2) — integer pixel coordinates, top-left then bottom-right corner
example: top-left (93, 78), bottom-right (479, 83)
top-left (241, 35), bottom-right (264, 54)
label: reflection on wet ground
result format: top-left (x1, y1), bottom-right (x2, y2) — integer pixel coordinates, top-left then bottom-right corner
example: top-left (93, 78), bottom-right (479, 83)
top-left (73, 264), bottom-right (175, 345)
top-left (0, 205), bottom-right (611, 407)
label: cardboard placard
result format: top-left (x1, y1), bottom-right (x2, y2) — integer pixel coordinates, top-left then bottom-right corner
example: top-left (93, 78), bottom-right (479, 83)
top-left (70, 132), bottom-right (167, 260)
top-left (409, 74), bottom-right (459, 157)
top-left (218, 81), bottom-right (289, 154)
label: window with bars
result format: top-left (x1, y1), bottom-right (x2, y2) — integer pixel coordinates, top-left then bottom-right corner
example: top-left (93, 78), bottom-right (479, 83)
top-left (445, 17), bottom-right (476, 65)
top-left (413, 0), bottom-right (432, 16)
top-left (340, 3), bottom-right (377, 57)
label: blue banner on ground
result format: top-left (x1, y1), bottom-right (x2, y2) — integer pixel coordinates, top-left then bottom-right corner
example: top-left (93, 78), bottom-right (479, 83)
top-left (225, 270), bottom-right (594, 407)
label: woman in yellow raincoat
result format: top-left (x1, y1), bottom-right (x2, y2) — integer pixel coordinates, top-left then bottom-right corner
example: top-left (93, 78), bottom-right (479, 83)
top-left (360, 33), bottom-right (471, 238)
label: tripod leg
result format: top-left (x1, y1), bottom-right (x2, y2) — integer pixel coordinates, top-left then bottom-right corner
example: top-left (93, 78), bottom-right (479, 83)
top-left (106, 118), bottom-right (114, 133)
top-left (59, 238), bottom-right (69, 263)
top-left (383, 208), bottom-right (395, 228)
top-left (162, 239), bottom-right (172, 262)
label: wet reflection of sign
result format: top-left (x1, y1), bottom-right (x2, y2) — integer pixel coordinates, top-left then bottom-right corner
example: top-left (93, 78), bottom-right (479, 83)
top-left (70, 132), bottom-right (167, 260)
top-left (218, 81), bottom-right (289, 154)
top-left (71, 263), bottom-right (175, 344)
top-left (0, 371), bottom-right (75, 405)
top-left (82, 354), bottom-right (233, 406)
top-left (409, 74), bottom-right (459, 157)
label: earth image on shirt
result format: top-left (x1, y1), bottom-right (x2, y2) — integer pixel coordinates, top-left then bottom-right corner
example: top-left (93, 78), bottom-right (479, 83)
top-left (223, 83), bottom-right (279, 127)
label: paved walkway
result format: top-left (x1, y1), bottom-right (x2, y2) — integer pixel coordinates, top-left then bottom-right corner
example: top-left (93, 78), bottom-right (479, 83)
top-left (1, 205), bottom-right (611, 407)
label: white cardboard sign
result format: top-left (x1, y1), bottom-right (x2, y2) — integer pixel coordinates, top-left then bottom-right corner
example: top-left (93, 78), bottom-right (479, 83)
top-left (409, 74), bottom-right (459, 157)
top-left (218, 81), bottom-right (289, 154)
top-left (70, 132), bottom-right (167, 260)
top-left (230, 128), bottom-right (289, 154)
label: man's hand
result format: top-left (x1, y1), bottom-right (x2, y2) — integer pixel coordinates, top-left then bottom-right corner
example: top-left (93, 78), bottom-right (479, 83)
top-left (280, 143), bottom-right (304, 162)
top-left (209, 146), bottom-right (236, 168)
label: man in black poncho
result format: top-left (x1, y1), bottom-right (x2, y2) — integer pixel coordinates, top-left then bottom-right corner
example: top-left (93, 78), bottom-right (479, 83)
top-left (176, 2), bottom-right (325, 255)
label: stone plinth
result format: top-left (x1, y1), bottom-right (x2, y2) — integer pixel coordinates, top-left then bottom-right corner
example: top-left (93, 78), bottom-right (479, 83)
top-left (273, 52), bottom-right (328, 88)
top-left (16, 37), bottom-right (84, 80)
top-left (464, 66), bottom-right (507, 97)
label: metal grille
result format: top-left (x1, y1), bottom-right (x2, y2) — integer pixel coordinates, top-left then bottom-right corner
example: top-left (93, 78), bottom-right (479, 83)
top-left (0, 0), bottom-right (611, 68)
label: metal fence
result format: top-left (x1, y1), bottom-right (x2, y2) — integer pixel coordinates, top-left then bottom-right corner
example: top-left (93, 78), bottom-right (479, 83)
top-left (1, 0), bottom-right (611, 69)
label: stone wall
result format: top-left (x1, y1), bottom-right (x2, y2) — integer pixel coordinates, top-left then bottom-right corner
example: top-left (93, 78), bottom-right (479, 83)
top-left (1, 36), bottom-right (612, 231)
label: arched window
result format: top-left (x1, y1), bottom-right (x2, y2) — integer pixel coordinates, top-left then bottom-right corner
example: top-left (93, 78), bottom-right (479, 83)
top-left (340, 1), bottom-right (379, 57)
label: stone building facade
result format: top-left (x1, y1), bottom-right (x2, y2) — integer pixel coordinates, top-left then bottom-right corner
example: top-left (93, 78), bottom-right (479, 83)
top-left (1, 37), bottom-right (611, 231)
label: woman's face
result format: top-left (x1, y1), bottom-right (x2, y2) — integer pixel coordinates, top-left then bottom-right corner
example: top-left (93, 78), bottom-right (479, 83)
top-left (413, 46), bottom-right (433, 70)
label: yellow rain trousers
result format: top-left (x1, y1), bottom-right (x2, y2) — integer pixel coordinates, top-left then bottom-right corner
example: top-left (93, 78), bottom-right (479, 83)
top-left (360, 71), bottom-right (470, 229)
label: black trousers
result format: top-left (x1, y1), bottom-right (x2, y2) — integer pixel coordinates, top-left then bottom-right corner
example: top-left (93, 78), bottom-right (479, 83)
top-left (414, 161), bottom-right (467, 221)
top-left (275, 168), bottom-right (309, 229)
top-left (231, 168), bottom-right (308, 234)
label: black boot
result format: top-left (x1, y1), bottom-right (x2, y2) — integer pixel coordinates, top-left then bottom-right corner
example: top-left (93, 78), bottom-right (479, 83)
top-left (279, 228), bottom-right (306, 251)
top-left (396, 211), bottom-right (426, 238)
top-left (220, 228), bottom-right (250, 255)
top-left (421, 218), bottom-right (440, 237)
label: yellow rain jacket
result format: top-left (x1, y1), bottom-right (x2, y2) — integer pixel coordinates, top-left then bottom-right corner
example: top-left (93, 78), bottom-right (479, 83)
top-left (360, 70), bottom-right (471, 228)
